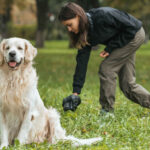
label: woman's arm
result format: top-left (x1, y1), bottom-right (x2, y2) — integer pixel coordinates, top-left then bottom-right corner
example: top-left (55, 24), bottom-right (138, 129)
top-left (73, 45), bottom-right (92, 94)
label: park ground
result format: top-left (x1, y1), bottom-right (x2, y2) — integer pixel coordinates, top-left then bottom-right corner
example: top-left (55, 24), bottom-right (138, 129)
top-left (5, 41), bottom-right (150, 150)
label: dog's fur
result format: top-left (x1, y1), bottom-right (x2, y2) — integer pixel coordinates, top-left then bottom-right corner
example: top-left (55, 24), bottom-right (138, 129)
top-left (0, 37), bottom-right (102, 149)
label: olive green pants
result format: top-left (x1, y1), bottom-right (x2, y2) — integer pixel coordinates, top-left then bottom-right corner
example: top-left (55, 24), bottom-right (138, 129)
top-left (99, 27), bottom-right (150, 111)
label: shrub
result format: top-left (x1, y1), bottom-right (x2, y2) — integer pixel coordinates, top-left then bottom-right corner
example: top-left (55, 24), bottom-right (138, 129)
top-left (8, 24), bottom-right (37, 40)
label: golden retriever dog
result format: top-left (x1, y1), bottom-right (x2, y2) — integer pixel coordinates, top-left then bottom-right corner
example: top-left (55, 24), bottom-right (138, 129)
top-left (0, 37), bottom-right (102, 149)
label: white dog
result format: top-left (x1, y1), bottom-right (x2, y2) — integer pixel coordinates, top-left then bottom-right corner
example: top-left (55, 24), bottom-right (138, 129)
top-left (0, 37), bottom-right (102, 149)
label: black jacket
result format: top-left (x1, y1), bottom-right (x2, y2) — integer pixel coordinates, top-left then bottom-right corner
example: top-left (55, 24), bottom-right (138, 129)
top-left (73, 7), bottom-right (142, 94)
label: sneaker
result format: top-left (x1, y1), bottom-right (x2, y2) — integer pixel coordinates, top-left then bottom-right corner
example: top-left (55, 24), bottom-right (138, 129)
top-left (100, 109), bottom-right (115, 118)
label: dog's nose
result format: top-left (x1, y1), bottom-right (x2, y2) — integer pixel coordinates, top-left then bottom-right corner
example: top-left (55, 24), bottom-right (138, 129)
top-left (9, 51), bottom-right (16, 57)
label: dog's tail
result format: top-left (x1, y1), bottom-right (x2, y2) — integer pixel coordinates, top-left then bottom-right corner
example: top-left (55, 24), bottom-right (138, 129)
top-left (63, 135), bottom-right (102, 146)
top-left (47, 108), bottom-right (103, 146)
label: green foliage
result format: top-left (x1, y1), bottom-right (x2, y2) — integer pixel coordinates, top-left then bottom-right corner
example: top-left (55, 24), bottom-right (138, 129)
top-left (7, 24), bottom-right (37, 40)
top-left (3, 40), bottom-right (150, 149)
top-left (101, 0), bottom-right (150, 18)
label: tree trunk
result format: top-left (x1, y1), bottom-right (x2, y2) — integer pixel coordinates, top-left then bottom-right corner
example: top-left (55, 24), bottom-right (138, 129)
top-left (36, 30), bottom-right (45, 48)
top-left (76, 0), bottom-right (100, 10)
top-left (35, 0), bottom-right (49, 48)
top-left (0, 4), bottom-right (11, 38)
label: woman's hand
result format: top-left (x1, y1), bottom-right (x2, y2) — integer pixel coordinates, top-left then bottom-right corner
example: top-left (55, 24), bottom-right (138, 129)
top-left (100, 50), bottom-right (109, 58)
top-left (73, 93), bottom-right (78, 96)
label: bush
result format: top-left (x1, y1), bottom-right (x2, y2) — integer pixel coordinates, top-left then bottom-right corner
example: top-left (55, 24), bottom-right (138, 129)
top-left (7, 23), bottom-right (68, 41)
top-left (8, 24), bottom-right (37, 40)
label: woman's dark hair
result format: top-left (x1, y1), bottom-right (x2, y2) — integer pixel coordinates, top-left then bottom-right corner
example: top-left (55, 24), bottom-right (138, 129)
top-left (58, 2), bottom-right (89, 49)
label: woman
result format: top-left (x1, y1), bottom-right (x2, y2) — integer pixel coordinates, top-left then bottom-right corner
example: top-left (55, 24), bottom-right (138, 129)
top-left (58, 2), bottom-right (150, 113)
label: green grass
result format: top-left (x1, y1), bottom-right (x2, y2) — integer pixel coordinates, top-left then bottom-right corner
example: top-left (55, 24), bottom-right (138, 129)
top-left (6, 40), bottom-right (150, 150)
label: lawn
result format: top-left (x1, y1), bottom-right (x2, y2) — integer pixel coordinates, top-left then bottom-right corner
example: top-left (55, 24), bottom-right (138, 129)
top-left (6, 40), bottom-right (150, 150)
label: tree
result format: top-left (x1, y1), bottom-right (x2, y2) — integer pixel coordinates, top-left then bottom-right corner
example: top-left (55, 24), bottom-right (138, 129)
top-left (76, 0), bottom-right (100, 11)
top-left (35, 0), bottom-right (49, 48)
top-left (0, 0), bottom-right (27, 38)
top-left (0, 0), bottom-right (13, 38)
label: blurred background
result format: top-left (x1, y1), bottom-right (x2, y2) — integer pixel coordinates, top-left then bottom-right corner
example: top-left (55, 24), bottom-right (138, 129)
top-left (0, 0), bottom-right (150, 48)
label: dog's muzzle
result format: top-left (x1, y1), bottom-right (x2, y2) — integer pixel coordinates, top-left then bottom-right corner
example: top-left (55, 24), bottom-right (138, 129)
top-left (7, 51), bottom-right (22, 68)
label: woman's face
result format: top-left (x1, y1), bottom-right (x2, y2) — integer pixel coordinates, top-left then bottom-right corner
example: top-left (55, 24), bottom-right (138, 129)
top-left (62, 16), bottom-right (79, 34)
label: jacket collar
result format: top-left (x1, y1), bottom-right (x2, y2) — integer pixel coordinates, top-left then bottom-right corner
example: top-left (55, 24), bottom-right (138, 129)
top-left (86, 12), bottom-right (94, 34)
top-left (86, 12), bottom-right (94, 45)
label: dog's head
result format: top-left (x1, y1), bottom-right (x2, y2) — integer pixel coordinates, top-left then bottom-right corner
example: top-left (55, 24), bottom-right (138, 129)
top-left (0, 37), bottom-right (37, 69)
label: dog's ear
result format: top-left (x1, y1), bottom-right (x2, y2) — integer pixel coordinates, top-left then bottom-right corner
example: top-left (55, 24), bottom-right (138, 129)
top-left (24, 40), bottom-right (37, 63)
top-left (0, 39), bottom-right (6, 66)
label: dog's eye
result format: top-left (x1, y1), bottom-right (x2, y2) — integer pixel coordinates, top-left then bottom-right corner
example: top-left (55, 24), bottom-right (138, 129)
top-left (6, 46), bottom-right (10, 50)
top-left (18, 47), bottom-right (23, 50)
